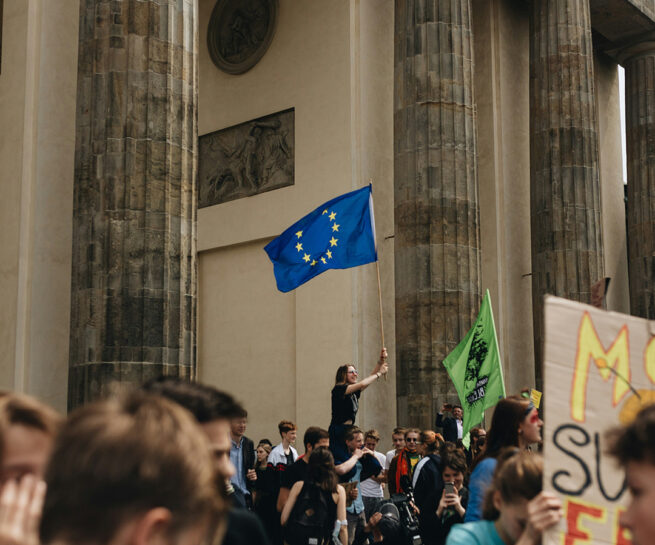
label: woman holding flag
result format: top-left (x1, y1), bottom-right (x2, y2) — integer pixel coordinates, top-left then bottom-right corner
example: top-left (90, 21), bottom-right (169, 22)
top-left (329, 349), bottom-right (389, 462)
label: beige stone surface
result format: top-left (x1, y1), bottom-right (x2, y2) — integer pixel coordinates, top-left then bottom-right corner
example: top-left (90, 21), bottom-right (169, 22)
top-left (0, 0), bottom-right (77, 412)
top-left (197, 0), bottom-right (396, 445)
top-left (595, 54), bottom-right (630, 315)
top-left (474, 0), bottom-right (534, 395)
top-left (0, 0), bottom-right (28, 392)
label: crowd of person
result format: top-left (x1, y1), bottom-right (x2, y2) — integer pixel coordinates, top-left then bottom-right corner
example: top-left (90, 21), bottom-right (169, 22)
top-left (0, 348), bottom-right (653, 545)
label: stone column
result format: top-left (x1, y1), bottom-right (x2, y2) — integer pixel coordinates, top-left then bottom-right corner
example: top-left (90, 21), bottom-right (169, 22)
top-left (394, 0), bottom-right (481, 429)
top-left (622, 43), bottom-right (655, 318)
top-left (68, 0), bottom-right (198, 408)
top-left (530, 0), bottom-right (604, 386)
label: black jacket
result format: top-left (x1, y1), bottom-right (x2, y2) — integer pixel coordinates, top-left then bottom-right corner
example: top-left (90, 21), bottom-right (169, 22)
top-left (413, 454), bottom-right (445, 545)
top-left (435, 413), bottom-right (459, 444)
top-left (336, 451), bottom-right (382, 484)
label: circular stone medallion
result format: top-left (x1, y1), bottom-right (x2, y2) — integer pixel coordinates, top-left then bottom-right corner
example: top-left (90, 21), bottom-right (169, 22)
top-left (207, 0), bottom-right (278, 75)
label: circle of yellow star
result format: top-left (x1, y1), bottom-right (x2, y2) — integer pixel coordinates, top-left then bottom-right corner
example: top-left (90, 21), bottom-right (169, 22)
top-left (303, 253), bottom-right (310, 262)
top-left (332, 223), bottom-right (340, 232)
top-left (295, 242), bottom-right (303, 252)
top-left (326, 250), bottom-right (332, 259)
top-left (321, 257), bottom-right (326, 264)
top-left (311, 259), bottom-right (317, 266)
top-left (295, 231), bottom-right (303, 238)
top-left (329, 237), bottom-right (338, 247)
top-left (329, 211), bottom-right (337, 221)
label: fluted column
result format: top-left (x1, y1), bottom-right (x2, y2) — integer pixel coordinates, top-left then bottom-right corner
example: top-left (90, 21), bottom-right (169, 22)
top-left (394, 0), bottom-right (481, 428)
top-left (68, 0), bottom-right (198, 408)
top-left (530, 0), bottom-right (604, 386)
top-left (623, 43), bottom-right (655, 318)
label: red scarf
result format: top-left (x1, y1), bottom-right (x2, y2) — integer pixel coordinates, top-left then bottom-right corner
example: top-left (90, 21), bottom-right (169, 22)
top-left (395, 448), bottom-right (414, 492)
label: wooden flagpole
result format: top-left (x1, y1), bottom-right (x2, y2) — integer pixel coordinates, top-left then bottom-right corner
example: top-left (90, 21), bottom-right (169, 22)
top-left (370, 178), bottom-right (387, 381)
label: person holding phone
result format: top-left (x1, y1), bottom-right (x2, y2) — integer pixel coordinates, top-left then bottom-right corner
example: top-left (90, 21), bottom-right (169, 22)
top-left (437, 447), bottom-right (469, 540)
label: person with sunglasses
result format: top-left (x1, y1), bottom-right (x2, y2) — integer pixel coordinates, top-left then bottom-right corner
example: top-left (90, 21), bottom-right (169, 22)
top-left (329, 350), bottom-right (389, 462)
top-left (387, 428), bottom-right (423, 494)
top-left (464, 395), bottom-right (543, 523)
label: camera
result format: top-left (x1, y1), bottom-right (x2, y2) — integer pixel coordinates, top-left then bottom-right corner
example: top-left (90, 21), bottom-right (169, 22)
top-left (374, 476), bottom-right (422, 545)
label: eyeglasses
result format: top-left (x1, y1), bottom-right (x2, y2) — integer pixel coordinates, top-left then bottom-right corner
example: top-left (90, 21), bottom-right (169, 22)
top-left (406, 438), bottom-right (421, 443)
top-left (347, 369), bottom-right (358, 375)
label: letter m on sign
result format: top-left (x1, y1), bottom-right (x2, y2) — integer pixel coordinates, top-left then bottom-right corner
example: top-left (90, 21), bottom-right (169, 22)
top-left (570, 313), bottom-right (630, 423)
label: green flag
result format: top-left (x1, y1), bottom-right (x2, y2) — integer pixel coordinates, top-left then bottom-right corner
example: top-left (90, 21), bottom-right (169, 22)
top-left (443, 290), bottom-right (506, 444)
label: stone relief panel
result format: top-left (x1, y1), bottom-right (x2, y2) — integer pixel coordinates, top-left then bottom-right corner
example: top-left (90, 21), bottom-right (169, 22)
top-left (207, 0), bottom-right (278, 75)
top-left (198, 108), bottom-right (294, 207)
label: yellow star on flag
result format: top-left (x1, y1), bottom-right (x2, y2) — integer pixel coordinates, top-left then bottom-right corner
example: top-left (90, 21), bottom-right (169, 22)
top-left (329, 237), bottom-right (338, 247)
top-left (296, 231), bottom-right (303, 238)
top-left (329, 211), bottom-right (336, 221)
top-left (322, 209), bottom-right (328, 214)
top-left (326, 250), bottom-right (332, 259)
top-left (303, 253), bottom-right (310, 262)
top-left (295, 242), bottom-right (303, 252)
top-left (332, 223), bottom-right (340, 232)
top-left (321, 257), bottom-right (326, 264)
top-left (311, 260), bottom-right (317, 266)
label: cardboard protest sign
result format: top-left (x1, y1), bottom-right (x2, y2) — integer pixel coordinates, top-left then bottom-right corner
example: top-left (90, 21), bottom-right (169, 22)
top-left (543, 296), bottom-right (655, 545)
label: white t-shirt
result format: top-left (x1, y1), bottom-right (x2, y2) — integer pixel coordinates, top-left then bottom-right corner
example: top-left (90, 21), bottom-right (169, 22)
top-left (384, 449), bottom-right (398, 470)
top-left (360, 451), bottom-right (386, 498)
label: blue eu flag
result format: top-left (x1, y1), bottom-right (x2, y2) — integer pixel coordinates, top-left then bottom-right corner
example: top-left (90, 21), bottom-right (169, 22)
top-left (264, 185), bottom-right (377, 292)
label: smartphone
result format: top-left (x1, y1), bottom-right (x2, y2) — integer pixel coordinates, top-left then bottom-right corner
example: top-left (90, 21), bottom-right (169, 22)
top-left (444, 481), bottom-right (455, 495)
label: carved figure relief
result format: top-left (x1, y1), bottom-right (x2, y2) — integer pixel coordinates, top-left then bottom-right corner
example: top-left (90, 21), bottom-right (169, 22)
top-left (198, 109), bottom-right (294, 207)
top-left (207, 0), bottom-right (278, 75)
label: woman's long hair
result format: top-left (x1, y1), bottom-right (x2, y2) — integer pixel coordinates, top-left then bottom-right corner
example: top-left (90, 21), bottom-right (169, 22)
top-left (472, 395), bottom-right (531, 469)
top-left (306, 447), bottom-right (338, 493)
top-left (335, 365), bottom-right (349, 384)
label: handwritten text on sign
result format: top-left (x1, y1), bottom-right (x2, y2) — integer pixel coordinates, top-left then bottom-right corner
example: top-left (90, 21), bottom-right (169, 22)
top-left (543, 297), bottom-right (655, 545)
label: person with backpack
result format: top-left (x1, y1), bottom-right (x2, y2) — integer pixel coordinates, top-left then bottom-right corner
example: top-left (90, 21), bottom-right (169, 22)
top-left (281, 447), bottom-right (347, 545)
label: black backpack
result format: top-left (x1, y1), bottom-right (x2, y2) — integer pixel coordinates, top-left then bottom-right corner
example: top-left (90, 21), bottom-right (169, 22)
top-left (283, 482), bottom-right (336, 545)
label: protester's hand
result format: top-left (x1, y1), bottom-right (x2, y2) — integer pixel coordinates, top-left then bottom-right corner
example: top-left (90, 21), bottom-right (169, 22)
top-left (353, 448), bottom-right (365, 460)
top-left (246, 468), bottom-right (257, 481)
top-left (409, 501), bottom-right (420, 515)
top-left (349, 487), bottom-right (359, 500)
top-left (367, 512), bottom-right (382, 529)
top-left (379, 348), bottom-right (388, 363)
top-left (360, 447), bottom-right (373, 457)
top-left (523, 492), bottom-right (563, 544)
top-left (445, 492), bottom-right (465, 517)
top-left (379, 362), bottom-right (389, 376)
top-left (366, 512), bottom-right (384, 542)
top-left (436, 489), bottom-right (448, 517)
top-left (0, 475), bottom-right (46, 545)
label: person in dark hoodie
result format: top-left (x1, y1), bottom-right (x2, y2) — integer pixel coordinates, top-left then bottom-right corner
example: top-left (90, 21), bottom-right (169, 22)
top-left (413, 431), bottom-right (445, 545)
